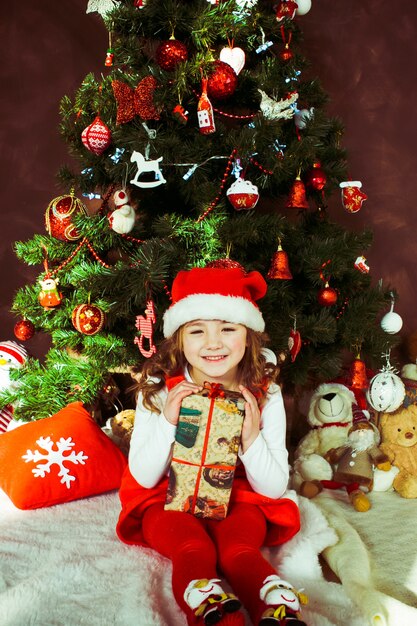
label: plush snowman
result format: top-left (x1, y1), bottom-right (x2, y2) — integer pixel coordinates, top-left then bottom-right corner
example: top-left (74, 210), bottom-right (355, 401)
top-left (108, 189), bottom-right (136, 234)
top-left (0, 341), bottom-right (27, 432)
top-left (260, 575), bottom-right (308, 623)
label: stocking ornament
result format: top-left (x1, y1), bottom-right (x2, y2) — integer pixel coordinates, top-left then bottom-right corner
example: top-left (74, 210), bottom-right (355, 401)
top-left (340, 181), bottom-right (367, 213)
top-left (134, 300), bottom-right (157, 358)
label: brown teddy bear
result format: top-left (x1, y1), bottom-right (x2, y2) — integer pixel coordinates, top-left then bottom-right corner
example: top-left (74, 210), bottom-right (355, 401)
top-left (379, 404), bottom-right (417, 498)
top-left (110, 409), bottom-right (135, 456)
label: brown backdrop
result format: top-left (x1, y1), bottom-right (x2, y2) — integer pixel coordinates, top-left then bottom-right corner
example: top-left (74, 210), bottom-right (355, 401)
top-left (1, 1), bottom-right (417, 361)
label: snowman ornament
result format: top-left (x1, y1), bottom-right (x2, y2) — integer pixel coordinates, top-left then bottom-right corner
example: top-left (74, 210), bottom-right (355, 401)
top-left (108, 189), bottom-right (136, 235)
top-left (0, 341), bottom-right (27, 432)
top-left (259, 575), bottom-right (308, 622)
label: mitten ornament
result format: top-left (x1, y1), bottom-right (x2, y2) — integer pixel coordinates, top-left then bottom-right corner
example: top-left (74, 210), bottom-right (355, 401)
top-left (340, 181), bottom-right (368, 213)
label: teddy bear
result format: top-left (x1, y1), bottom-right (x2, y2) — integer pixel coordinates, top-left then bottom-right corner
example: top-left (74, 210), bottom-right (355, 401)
top-left (291, 382), bottom-right (356, 491)
top-left (379, 403), bottom-right (417, 498)
top-left (301, 407), bottom-right (392, 511)
top-left (109, 409), bottom-right (136, 455)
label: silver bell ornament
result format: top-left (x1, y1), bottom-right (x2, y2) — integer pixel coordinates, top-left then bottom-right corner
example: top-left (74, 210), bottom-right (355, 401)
top-left (381, 297), bottom-right (403, 334)
top-left (366, 355), bottom-right (405, 413)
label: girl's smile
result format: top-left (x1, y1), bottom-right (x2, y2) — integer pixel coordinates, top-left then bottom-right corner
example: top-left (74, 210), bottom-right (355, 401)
top-left (182, 319), bottom-right (247, 389)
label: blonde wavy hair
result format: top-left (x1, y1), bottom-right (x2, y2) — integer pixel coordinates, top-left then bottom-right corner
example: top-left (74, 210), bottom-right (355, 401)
top-left (133, 326), bottom-right (280, 414)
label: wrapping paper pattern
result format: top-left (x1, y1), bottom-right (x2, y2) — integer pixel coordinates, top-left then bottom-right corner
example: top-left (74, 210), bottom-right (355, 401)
top-left (165, 386), bottom-right (245, 519)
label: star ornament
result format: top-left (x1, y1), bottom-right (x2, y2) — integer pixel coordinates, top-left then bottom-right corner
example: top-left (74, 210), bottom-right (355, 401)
top-left (275, 0), bottom-right (299, 22)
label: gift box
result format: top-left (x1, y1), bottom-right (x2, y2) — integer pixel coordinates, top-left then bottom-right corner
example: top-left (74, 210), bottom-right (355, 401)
top-left (164, 383), bottom-right (245, 520)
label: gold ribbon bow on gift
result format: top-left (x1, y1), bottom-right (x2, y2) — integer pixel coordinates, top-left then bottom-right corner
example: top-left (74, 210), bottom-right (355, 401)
top-left (112, 76), bottom-right (160, 124)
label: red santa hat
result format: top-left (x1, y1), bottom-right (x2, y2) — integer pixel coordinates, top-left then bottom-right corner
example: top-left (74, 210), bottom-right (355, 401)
top-left (163, 266), bottom-right (267, 338)
top-left (0, 341), bottom-right (27, 366)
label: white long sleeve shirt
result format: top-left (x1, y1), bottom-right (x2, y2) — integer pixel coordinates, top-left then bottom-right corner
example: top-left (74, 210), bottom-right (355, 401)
top-left (129, 368), bottom-right (290, 499)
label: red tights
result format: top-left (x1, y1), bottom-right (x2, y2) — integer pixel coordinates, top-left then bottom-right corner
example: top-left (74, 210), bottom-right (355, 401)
top-left (142, 502), bottom-right (277, 625)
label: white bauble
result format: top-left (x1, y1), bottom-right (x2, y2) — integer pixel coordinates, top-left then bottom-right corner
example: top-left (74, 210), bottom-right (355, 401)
top-left (296, 0), bottom-right (312, 15)
top-left (381, 310), bottom-right (403, 334)
top-left (367, 370), bottom-right (405, 413)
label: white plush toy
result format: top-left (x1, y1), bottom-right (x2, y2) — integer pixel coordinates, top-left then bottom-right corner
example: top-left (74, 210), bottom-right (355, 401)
top-left (0, 341), bottom-right (27, 432)
top-left (292, 382), bottom-right (355, 490)
top-left (108, 189), bottom-right (136, 234)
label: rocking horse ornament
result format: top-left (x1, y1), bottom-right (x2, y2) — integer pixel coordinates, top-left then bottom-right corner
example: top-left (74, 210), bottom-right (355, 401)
top-left (134, 300), bottom-right (157, 358)
top-left (130, 151), bottom-right (167, 188)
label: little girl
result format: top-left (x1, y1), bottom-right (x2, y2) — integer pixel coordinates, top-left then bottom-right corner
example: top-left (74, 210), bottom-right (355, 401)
top-left (117, 265), bottom-right (307, 626)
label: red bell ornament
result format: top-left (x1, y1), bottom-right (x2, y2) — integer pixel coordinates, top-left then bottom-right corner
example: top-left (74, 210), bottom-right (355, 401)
top-left (317, 282), bottom-right (338, 307)
top-left (267, 242), bottom-right (293, 280)
top-left (286, 174), bottom-right (309, 209)
top-left (305, 162), bottom-right (327, 191)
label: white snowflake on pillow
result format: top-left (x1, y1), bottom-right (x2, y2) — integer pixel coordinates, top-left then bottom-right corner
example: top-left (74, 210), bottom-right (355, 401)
top-left (22, 436), bottom-right (89, 489)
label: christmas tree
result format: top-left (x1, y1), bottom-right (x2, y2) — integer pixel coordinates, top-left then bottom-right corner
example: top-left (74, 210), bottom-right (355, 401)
top-left (2, 0), bottom-right (399, 422)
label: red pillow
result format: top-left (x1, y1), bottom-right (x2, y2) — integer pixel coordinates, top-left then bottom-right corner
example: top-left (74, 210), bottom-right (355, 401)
top-left (0, 402), bottom-right (127, 509)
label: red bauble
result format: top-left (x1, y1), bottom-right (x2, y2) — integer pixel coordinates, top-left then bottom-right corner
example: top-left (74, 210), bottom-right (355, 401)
top-left (45, 192), bottom-right (88, 241)
top-left (14, 319), bottom-right (35, 341)
top-left (317, 283), bottom-right (338, 307)
top-left (81, 115), bottom-right (112, 155)
top-left (207, 61), bottom-right (238, 100)
top-left (280, 45), bottom-right (293, 62)
top-left (305, 162), bottom-right (327, 191)
top-left (156, 39), bottom-right (188, 71)
top-left (206, 258), bottom-right (245, 271)
top-left (72, 304), bottom-right (106, 336)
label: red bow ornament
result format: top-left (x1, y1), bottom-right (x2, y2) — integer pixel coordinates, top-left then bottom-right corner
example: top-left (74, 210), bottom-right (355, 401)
top-left (112, 76), bottom-right (160, 124)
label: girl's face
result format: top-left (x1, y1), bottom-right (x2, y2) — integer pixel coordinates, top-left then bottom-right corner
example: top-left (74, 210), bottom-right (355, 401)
top-left (182, 320), bottom-right (247, 390)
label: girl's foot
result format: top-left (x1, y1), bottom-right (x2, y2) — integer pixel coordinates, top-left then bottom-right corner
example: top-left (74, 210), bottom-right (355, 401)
top-left (184, 578), bottom-right (241, 625)
top-left (259, 575), bottom-right (308, 626)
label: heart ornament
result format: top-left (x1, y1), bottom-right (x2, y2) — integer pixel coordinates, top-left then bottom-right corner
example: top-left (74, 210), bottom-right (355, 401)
top-left (219, 46), bottom-right (245, 75)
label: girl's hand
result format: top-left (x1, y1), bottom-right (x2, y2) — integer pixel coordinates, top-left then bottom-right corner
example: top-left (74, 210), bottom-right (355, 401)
top-left (239, 385), bottom-right (261, 453)
top-left (164, 381), bottom-right (203, 426)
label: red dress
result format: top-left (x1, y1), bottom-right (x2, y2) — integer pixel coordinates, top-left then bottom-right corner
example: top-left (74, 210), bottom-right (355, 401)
top-left (116, 375), bottom-right (300, 548)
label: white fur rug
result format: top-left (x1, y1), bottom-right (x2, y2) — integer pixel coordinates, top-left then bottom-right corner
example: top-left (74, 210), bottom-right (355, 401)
top-left (0, 488), bottom-right (366, 626)
top-left (315, 489), bottom-right (417, 626)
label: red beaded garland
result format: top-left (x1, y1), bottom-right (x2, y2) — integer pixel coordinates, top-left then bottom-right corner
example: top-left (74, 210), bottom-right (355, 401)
top-left (196, 149), bottom-right (237, 222)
